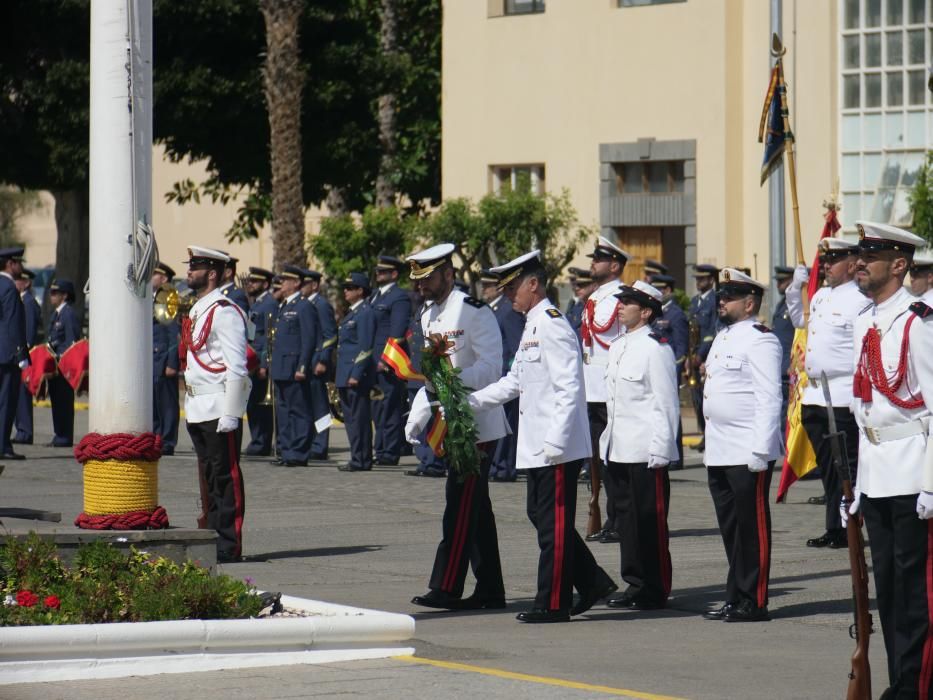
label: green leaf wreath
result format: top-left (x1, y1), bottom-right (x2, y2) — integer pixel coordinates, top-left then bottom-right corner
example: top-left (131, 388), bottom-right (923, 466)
top-left (420, 333), bottom-right (480, 481)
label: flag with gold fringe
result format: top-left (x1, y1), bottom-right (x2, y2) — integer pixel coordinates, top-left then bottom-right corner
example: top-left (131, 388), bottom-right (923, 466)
top-left (758, 63), bottom-right (790, 186)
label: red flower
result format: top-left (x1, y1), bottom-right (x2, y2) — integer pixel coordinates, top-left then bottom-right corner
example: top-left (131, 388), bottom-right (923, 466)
top-left (43, 595), bottom-right (61, 610)
top-left (15, 590), bottom-right (38, 607)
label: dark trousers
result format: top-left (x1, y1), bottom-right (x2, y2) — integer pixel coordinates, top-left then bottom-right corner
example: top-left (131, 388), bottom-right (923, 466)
top-left (862, 495), bottom-right (933, 698)
top-left (490, 398), bottom-right (519, 479)
top-left (275, 379), bottom-right (312, 462)
top-left (691, 384), bottom-right (706, 435)
top-left (309, 376), bottom-right (330, 457)
top-left (587, 402), bottom-right (614, 527)
top-left (606, 461), bottom-right (672, 605)
top-left (187, 419), bottom-right (246, 557)
top-left (372, 370), bottom-right (404, 462)
top-left (48, 374), bottom-right (74, 445)
top-left (527, 460), bottom-right (614, 611)
top-left (339, 385), bottom-right (372, 470)
top-left (245, 374), bottom-right (274, 455)
top-left (707, 464), bottom-right (773, 607)
top-left (428, 445), bottom-right (504, 600)
top-left (14, 382), bottom-right (32, 443)
top-left (0, 363), bottom-right (21, 454)
top-left (801, 404), bottom-right (859, 534)
top-left (152, 376), bottom-right (179, 452)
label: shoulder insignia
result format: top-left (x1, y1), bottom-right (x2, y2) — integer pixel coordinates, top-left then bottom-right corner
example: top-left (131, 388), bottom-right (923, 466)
top-left (910, 301), bottom-right (933, 319)
top-left (648, 332), bottom-right (668, 344)
top-left (463, 296), bottom-right (485, 309)
top-left (753, 323), bottom-right (772, 333)
top-left (545, 308), bottom-right (562, 319)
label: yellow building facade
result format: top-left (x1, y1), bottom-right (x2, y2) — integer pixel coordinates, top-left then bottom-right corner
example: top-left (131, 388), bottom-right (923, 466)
top-left (443, 0), bottom-right (932, 287)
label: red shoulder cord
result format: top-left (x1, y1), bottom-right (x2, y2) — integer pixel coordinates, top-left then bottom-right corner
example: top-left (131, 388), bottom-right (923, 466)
top-left (581, 297), bottom-right (621, 349)
top-left (180, 301), bottom-right (246, 374)
top-left (853, 313), bottom-right (923, 409)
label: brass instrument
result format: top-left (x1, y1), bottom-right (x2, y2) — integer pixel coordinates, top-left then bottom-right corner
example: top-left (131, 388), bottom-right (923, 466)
top-left (685, 317), bottom-right (701, 388)
top-left (154, 283), bottom-right (194, 324)
top-left (327, 381), bottom-right (344, 422)
top-left (259, 313), bottom-right (275, 406)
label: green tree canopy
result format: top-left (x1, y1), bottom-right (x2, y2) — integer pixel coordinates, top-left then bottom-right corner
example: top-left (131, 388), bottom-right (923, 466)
top-left (908, 151), bottom-right (933, 247)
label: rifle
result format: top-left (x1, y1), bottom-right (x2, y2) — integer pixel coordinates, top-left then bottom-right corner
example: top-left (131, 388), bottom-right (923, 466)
top-left (684, 317), bottom-right (701, 388)
top-left (820, 372), bottom-right (872, 700)
top-left (586, 460), bottom-right (602, 538)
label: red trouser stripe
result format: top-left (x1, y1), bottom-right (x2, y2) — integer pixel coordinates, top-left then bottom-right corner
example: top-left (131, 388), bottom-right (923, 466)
top-left (227, 432), bottom-right (245, 558)
top-left (550, 465), bottom-right (566, 611)
top-left (655, 469), bottom-right (671, 597)
top-left (919, 520), bottom-right (933, 700)
top-left (755, 472), bottom-right (769, 608)
top-left (442, 475), bottom-right (476, 592)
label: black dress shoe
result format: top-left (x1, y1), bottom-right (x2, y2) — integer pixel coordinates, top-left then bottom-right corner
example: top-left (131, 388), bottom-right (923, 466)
top-left (827, 532), bottom-right (848, 549)
top-left (806, 532), bottom-right (838, 548)
top-left (217, 551), bottom-right (241, 564)
top-left (283, 459), bottom-right (308, 467)
top-left (516, 608), bottom-right (570, 623)
top-left (405, 469), bottom-right (424, 477)
top-left (309, 452), bottom-right (328, 461)
top-left (807, 495), bottom-right (827, 505)
top-left (11, 437), bottom-right (32, 445)
top-left (585, 529), bottom-right (607, 542)
top-left (724, 599), bottom-right (770, 622)
top-left (702, 602), bottom-right (736, 620)
top-left (423, 467), bottom-right (446, 477)
top-left (338, 464), bottom-right (371, 472)
top-left (606, 593), bottom-right (636, 609)
top-left (571, 580), bottom-right (618, 616)
top-left (411, 590), bottom-right (463, 610)
top-left (599, 529), bottom-right (621, 543)
top-left (1, 452), bottom-right (25, 460)
top-left (270, 457), bottom-right (286, 466)
top-left (376, 457), bottom-right (399, 466)
top-left (458, 595), bottom-right (507, 610)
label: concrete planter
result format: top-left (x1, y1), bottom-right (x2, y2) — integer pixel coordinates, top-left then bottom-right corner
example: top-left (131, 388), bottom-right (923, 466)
top-left (0, 595), bottom-right (415, 684)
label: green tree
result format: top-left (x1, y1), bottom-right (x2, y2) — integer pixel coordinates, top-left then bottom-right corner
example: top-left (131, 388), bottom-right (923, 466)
top-left (909, 151), bottom-right (933, 247)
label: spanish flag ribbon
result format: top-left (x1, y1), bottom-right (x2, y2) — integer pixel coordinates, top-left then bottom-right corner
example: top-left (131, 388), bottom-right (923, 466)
top-left (382, 338), bottom-right (426, 382)
top-left (425, 410), bottom-right (447, 458)
top-left (776, 329), bottom-right (818, 501)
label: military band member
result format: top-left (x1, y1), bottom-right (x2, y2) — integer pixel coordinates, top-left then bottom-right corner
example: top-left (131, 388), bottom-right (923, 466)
top-left (469, 251), bottom-right (616, 622)
top-left (151, 263), bottom-right (180, 456)
top-left (270, 265), bottom-right (319, 467)
top-left (46, 279), bottom-right (80, 448)
top-left (370, 256), bottom-right (412, 466)
top-left (244, 267), bottom-right (277, 457)
top-left (785, 238), bottom-right (868, 549)
top-left (13, 268), bottom-right (41, 446)
top-left (336, 272), bottom-right (376, 472)
top-left (581, 236), bottom-right (630, 542)
top-left (0, 248), bottom-right (28, 460)
top-left (844, 222), bottom-right (933, 699)
top-left (405, 243), bottom-right (508, 611)
top-left (688, 264), bottom-right (719, 453)
top-left (601, 281), bottom-right (679, 610)
top-left (219, 253), bottom-right (250, 312)
top-left (771, 265), bottom-right (796, 429)
top-left (301, 268), bottom-right (336, 460)
top-left (701, 268), bottom-right (782, 623)
top-left (909, 253), bottom-right (933, 301)
top-left (481, 268), bottom-right (525, 482)
top-left (182, 246), bottom-right (251, 563)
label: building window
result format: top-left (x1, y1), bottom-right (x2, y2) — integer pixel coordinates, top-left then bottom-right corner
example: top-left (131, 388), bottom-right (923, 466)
top-left (490, 164), bottom-right (545, 195)
top-left (839, 0), bottom-right (932, 229)
top-left (504, 0), bottom-right (544, 15)
top-left (620, 0), bottom-right (686, 7)
top-left (613, 161), bottom-right (684, 194)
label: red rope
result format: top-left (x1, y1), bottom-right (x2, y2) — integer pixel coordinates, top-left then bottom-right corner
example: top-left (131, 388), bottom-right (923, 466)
top-left (74, 507), bottom-right (169, 531)
top-left (74, 432), bottom-right (162, 463)
top-left (581, 298), bottom-right (620, 349)
top-left (854, 315), bottom-right (923, 409)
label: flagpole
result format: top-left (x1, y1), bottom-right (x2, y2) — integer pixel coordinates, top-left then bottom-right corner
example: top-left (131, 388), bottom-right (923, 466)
top-left (768, 0), bottom-right (786, 310)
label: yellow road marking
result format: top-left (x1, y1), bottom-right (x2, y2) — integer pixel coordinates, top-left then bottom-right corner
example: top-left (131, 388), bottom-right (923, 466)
top-left (392, 655), bottom-right (687, 699)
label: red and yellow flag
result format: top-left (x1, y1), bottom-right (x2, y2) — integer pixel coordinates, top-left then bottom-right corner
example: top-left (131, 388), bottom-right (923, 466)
top-left (425, 411), bottom-right (447, 458)
top-left (382, 338), bottom-right (425, 382)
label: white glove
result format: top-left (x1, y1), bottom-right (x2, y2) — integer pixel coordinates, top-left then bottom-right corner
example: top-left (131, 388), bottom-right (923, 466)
top-left (466, 394), bottom-right (480, 411)
top-left (841, 488), bottom-right (861, 527)
top-left (647, 455), bottom-right (669, 469)
top-left (540, 442), bottom-right (562, 465)
top-left (405, 389), bottom-right (432, 443)
top-left (748, 454), bottom-right (769, 473)
top-left (917, 491), bottom-right (933, 520)
top-left (17, 359), bottom-right (28, 369)
top-left (216, 415), bottom-right (239, 433)
top-left (792, 264), bottom-right (810, 287)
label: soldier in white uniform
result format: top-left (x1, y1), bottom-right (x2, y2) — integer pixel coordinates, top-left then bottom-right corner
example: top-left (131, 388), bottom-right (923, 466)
top-left (785, 237), bottom-right (870, 549)
top-left (581, 235), bottom-right (630, 542)
top-left (182, 246), bottom-right (252, 564)
top-left (908, 253), bottom-right (933, 301)
top-left (843, 222), bottom-right (933, 699)
top-left (701, 268), bottom-right (782, 623)
top-left (405, 243), bottom-right (510, 611)
top-left (600, 281), bottom-right (680, 611)
top-left (469, 251), bottom-right (617, 623)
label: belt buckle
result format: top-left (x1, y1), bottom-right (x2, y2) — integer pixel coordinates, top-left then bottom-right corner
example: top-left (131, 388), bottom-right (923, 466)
top-left (864, 426), bottom-right (880, 445)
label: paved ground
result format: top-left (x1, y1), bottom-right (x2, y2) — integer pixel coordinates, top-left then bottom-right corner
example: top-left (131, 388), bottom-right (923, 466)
top-left (0, 405), bottom-right (886, 699)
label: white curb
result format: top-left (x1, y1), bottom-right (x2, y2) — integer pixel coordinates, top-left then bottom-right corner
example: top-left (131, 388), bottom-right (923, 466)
top-left (0, 595), bottom-right (415, 684)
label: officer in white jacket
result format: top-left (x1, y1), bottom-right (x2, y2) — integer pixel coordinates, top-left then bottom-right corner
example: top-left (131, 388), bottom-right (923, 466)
top-left (844, 222), bottom-right (933, 698)
top-left (785, 237), bottom-right (870, 549)
top-left (470, 251), bottom-right (617, 623)
top-left (701, 268), bottom-right (782, 623)
top-left (599, 280), bottom-right (679, 610)
top-left (183, 246), bottom-right (252, 564)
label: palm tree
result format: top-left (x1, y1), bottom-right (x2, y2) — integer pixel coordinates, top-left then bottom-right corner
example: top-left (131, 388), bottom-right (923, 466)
top-left (374, 0), bottom-right (398, 209)
top-left (259, 0), bottom-right (307, 266)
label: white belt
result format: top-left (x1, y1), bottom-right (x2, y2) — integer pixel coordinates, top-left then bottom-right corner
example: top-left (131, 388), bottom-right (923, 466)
top-left (863, 418), bottom-right (930, 446)
top-left (185, 383), bottom-right (226, 397)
